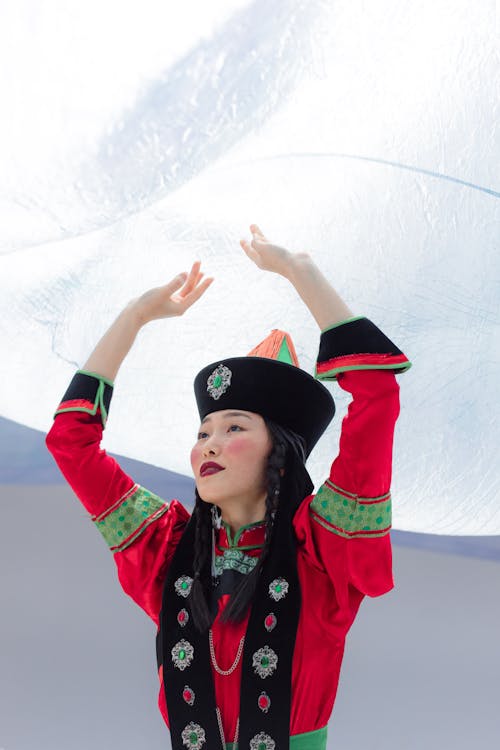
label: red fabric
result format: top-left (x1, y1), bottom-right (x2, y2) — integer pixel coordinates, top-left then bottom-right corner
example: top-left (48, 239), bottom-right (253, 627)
top-left (56, 398), bottom-right (96, 411)
top-left (316, 352), bottom-right (408, 375)
top-left (45, 368), bottom-right (399, 740)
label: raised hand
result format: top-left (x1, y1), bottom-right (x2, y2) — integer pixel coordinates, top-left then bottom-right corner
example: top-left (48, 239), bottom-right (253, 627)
top-left (133, 261), bottom-right (214, 325)
top-left (240, 224), bottom-right (308, 277)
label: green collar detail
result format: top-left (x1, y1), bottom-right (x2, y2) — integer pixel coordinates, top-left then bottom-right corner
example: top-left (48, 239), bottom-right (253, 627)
top-left (221, 518), bottom-right (266, 548)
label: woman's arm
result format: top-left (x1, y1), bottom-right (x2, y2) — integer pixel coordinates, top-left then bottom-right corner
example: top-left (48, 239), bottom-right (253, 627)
top-left (81, 302), bottom-right (143, 382)
top-left (45, 262), bottom-right (212, 622)
top-left (283, 252), bottom-right (355, 331)
top-left (47, 260), bottom-right (214, 510)
top-left (240, 224), bottom-right (412, 608)
top-left (240, 224), bottom-right (354, 330)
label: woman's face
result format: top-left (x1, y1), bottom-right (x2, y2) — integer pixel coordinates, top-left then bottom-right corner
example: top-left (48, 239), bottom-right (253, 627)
top-left (190, 408), bottom-right (273, 506)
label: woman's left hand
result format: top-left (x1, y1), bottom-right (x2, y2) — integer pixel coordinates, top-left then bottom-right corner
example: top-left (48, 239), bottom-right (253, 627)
top-left (240, 224), bottom-right (309, 277)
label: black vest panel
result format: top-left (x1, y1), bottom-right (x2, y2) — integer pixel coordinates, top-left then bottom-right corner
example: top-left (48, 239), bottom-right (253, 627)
top-left (158, 497), bottom-right (301, 750)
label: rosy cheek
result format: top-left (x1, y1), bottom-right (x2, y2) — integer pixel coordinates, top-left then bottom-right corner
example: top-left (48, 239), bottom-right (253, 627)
top-left (190, 446), bottom-right (201, 466)
top-left (225, 436), bottom-right (251, 456)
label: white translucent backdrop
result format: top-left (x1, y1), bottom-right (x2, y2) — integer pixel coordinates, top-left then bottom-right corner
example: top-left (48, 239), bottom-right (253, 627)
top-left (1, 0), bottom-right (498, 533)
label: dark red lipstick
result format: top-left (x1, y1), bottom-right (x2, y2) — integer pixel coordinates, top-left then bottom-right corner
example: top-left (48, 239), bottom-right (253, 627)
top-left (200, 461), bottom-right (224, 477)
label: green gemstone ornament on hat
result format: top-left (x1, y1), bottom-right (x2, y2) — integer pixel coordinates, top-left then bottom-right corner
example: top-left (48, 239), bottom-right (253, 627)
top-left (206, 364), bottom-right (232, 400)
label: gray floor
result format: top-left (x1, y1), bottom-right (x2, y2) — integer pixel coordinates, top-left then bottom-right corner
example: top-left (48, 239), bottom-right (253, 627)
top-left (1, 483), bottom-right (499, 749)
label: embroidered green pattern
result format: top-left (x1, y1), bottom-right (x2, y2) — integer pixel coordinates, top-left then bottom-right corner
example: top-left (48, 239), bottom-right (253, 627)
top-left (93, 484), bottom-right (170, 552)
top-left (310, 481), bottom-right (391, 538)
top-left (214, 548), bottom-right (258, 576)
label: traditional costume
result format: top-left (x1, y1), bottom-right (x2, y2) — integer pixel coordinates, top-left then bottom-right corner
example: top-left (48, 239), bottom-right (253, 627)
top-left (46, 315), bottom-right (411, 749)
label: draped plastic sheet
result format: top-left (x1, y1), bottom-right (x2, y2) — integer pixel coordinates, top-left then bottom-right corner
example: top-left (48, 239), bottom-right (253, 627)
top-left (1, 0), bottom-right (498, 534)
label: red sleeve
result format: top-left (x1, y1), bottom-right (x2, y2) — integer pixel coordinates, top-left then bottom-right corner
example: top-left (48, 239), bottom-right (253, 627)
top-left (294, 317), bottom-right (411, 620)
top-left (45, 371), bottom-right (190, 625)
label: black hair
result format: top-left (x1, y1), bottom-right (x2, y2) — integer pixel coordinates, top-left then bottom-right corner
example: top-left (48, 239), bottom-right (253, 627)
top-left (188, 417), bottom-right (314, 632)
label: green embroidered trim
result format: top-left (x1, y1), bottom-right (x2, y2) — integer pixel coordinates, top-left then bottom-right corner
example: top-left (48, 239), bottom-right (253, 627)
top-left (78, 369), bottom-right (113, 428)
top-left (320, 315), bottom-right (365, 334)
top-left (221, 519), bottom-right (266, 548)
top-left (93, 484), bottom-right (170, 552)
top-left (314, 359), bottom-right (413, 381)
top-left (214, 548), bottom-right (259, 576)
top-left (54, 370), bottom-right (113, 428)
top-left (310, 481), bottom-right (391, 538)
top-left (76, 369), bottom-right (115, 387)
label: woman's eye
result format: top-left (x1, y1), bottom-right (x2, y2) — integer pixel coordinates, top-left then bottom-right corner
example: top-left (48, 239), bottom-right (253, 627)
top-left (197, 424), bottom-right (242, 439)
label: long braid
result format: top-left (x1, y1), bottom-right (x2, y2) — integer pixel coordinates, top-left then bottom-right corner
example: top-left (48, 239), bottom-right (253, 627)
top-left (189, 490), bottom-right (213, 632)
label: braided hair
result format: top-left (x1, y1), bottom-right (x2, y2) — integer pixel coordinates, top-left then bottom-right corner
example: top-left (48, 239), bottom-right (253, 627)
top-left (189, 417), bottom-right (314, 632)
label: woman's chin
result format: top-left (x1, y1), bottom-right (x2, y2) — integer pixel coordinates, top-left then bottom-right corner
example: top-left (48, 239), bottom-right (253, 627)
top-left (196, 490), bottom-right (221, 504)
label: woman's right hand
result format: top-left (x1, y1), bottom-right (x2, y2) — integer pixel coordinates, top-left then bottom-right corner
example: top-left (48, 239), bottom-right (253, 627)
top-left (131, 261), bottom-right (214, 325)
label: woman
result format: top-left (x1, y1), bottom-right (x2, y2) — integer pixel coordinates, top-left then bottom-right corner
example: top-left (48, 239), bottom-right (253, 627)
top-left (46, 224), bottom-right (412, 750)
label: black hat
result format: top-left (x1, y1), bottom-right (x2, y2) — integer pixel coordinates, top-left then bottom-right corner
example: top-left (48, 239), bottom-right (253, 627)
top-left (193, 329), bottom-right (335, 459)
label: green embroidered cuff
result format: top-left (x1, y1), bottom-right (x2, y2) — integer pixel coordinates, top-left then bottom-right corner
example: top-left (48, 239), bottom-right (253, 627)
top-left (315, 317), bottom-right (412, 381)
top-left (53, 369), bottom-right (115, 428)
top-left (310, 480), bottom-right (392, 538)
top-left (92, 483), bottom-right (170, 553)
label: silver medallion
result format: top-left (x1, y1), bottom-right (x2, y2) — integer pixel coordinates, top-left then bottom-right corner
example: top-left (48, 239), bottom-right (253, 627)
top-left (172, 639), bottom-right (194, 671)
top-left (175, 575), bottom-right (193, 598)
top-left (181, 721), bottom-right (206, 749)
top-left (182, 684), bottom-right (195, 706)
top-left (206, 364), bottom-right (232, 400)
top-left (252, 645), bottom-right (278, 678)
top-left (177, 608), bottom-right (189, 627)
top-left (269, 577), bottom-right (289, 601)
top-left (250, 731), bottom-right (275, 749)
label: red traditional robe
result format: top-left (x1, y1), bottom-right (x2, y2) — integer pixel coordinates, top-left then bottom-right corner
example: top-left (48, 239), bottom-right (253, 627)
top-left (45, 318), bottom-right (411, 745)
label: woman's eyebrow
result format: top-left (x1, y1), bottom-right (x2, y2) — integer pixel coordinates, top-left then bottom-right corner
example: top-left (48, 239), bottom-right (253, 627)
top-left (200, 411), bottom-right (252, 426)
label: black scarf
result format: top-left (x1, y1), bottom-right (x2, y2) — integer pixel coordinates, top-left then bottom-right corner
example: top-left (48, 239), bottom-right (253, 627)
top-left (157, 494), bottom-right (301, 750)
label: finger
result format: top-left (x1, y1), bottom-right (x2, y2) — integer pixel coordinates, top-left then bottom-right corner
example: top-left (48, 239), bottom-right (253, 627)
top-left (169, 272), bottom-right (188, 290)
top-left (179, 275), bottom-right (212, 300)
top-left (183, 270), bottom-right (204, 291)
top-left (241, 239), bottom-right (257, 255)
top-left (181, 260), bottom-right (200, 280)
top-left (180, 277), bottom-right (214, 310)
top-left (181, 263), bottom-right (203, 291)
top-left (187, 261), bottom-right (201, 278)
top-left (242, 243), bottom-right (260, 264)
top-left (250, 224), bottom-right (266, 239)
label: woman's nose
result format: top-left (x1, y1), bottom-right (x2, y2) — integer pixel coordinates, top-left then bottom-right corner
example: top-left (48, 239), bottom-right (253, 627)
top-left (203, 435), bottom-right (220, 455)
top-left (203, 447), bottom-right (219, 457)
